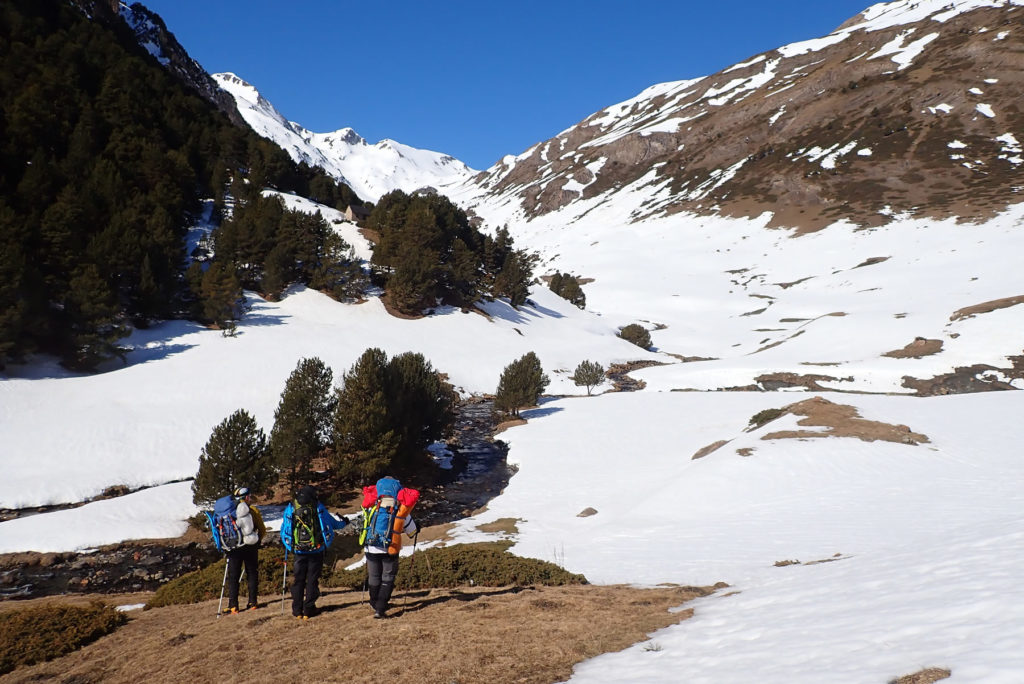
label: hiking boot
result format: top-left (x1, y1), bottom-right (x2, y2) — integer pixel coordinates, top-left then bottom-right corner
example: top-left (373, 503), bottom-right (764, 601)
top-left (229, 607), bottom-right (239, 615)
top-left (373, 611), bottom-right (386, 619)
top-left (295, 614), bottom-right (307, 621)
top-left (245, 604), bottom-right (258, 611)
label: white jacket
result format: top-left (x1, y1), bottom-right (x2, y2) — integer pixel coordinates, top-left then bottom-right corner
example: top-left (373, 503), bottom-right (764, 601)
top-left (235, 501), bottom-right (261, 546)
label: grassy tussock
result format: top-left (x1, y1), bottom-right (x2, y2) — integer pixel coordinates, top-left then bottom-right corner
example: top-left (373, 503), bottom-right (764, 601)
top-left (0, 601), bottom-right (126, 675)
top-left (326, 542), bottom-right (588, 590)
top-left (147, 543), bottom-right (585, 608)
top-left (146, 546), bottom-right (289, 609)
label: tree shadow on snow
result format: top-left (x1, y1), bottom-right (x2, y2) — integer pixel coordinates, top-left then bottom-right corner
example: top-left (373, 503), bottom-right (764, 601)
top-left (478, 298), bottom-right (565, 326)
top-left (520, 399), bottom-right (564, 421)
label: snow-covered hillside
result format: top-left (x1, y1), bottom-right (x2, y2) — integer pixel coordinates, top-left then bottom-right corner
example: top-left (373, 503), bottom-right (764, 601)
top-left (4, 0), bottom-right (1024, 681)
top-left (213, 72), bottom-right (475, 202)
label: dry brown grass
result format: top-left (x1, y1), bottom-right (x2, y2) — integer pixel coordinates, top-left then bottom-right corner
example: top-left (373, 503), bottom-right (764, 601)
top-left (1, 584), bottom-right (718, 684)
top-left (888, 667), bottom-right (952, 684)
top-left (950, 295), bottom-right (1024, 322)
top-left (761, 396), bottom-right (930, 446)
top-left (883, 337), bottom-right (943, 359)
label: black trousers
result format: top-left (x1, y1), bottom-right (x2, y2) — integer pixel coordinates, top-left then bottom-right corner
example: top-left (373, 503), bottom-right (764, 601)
top-left (226, 544), bottom-right (259, 609)
top-left (291, 553), bottom-right (324, 617)
top-left (365, 552), bottom-right (398, 613)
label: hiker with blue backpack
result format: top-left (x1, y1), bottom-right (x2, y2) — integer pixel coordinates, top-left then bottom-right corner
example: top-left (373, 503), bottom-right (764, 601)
top-left (359, 476), bottom-right (421, 619)
top-left (219, 487), bottom-right (265, 614)
top-left (280, 484), bottom-right (348, 619)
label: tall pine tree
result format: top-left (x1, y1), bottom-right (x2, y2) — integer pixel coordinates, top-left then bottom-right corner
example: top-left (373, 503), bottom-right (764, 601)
top-left (269, 357), bottom-right (335, 489)
top-left (331, 348), bottom-right (399, 483)
top-left (191, 409), bottom-right (274, 507)
top-left (494, 351), bottom-right (550, 418)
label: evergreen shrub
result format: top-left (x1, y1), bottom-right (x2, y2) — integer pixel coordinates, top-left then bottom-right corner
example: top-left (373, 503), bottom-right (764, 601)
top-left (618, 324), bottom-right (652, 350)
top-left (0, 601), bottom-right (126, 675)
top-left (748, 407), bottom-right (786, 430)
top-left (325, 543), bottom-right (588, 590)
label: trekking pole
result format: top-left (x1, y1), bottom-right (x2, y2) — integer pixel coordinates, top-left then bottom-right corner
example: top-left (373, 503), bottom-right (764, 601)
top-left (216, 558), bottom-right (229, 618)
top-left (281, 548), bottom-right (288, 614)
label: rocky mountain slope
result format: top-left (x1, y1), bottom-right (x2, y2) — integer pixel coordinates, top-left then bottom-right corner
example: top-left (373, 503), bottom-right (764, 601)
top-left (453, 0), bottom-right (1024, 232)
top-left (104, 1), bottom-right (243, 125)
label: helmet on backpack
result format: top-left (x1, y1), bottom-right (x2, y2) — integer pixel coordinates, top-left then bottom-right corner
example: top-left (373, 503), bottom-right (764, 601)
top-left (234, 486), bottom-right (250, 499)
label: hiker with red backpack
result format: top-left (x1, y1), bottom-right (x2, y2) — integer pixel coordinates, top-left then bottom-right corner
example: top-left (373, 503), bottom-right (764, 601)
top-left (223, 486), bottom-right (266, 613)
top-left (359, 476), bottom-right (420, 619)
top-left (280, 484), bottom-right (348, 619)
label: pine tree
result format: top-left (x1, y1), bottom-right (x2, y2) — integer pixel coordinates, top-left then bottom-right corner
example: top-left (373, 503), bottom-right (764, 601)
top-left (386, 351), bottom-right (458, 469)
top-left (331, 348), bottom-right (457, 480)
top-left (494, 351), bottom-right (550, 418)
top-left (191, 409), bottom-right (274, 507)
top-left (571, 360), bottom-right (605, 396)
top-left (269, 357), bottom-right (336, 489)
top-left (63, 263), bottom-right (128, 370)
top-left (200, 261), bottom-right (243, 334)
top-left (494, 249), bottom-right (535, 308)
top-left (331, 348), bottom-right (399, 483)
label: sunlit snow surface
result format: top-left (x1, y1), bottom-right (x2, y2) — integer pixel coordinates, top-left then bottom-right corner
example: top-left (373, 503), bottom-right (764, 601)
top-left (4, 0), bottom-right (1024, 680)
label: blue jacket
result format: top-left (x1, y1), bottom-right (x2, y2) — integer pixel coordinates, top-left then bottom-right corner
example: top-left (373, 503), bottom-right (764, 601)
top-left (280, 501), bottom-right (347, 554)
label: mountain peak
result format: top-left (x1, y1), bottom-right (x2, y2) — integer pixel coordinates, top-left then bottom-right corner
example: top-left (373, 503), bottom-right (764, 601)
top-left (211, 74), bottom-right (475, 202)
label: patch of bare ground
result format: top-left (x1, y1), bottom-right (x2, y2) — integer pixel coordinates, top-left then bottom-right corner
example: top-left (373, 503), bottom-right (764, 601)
top-left (853, 256), bottom-right (890, 269)
top-left (761, 396), bottom-right (929, 445)
top-left (663, 352), bottom-right (717, 363)
top-left (692, 439), bottom-right (729, 460)
top-left (1, 584), bottom-right (722, 684)
top-left (888, 667), bottom-right (952, 684)
top-left (773, 553), bottom-right (847, 568)
top-left (883, 337), bottom-right (943, 358)
top-left (950, 295), bottom-right (1024, 322)
top-left (754, 371), bottom-right (853, 391)
top-left (606, 361), bottom-right (665, 392)
top-left (493, 417), bottom-right (527, 435)
top-left (901, 353), bottom-right (1024, 396)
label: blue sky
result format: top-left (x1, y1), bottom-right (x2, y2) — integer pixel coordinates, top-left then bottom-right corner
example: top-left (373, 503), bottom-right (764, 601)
top-left (142, 0), bottom-right (876, 170)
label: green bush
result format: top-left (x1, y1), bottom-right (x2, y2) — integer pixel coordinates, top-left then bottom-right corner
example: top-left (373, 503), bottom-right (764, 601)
top-left (618, 324), bottom-right (652, 350)
top-left (325, 543), bottom-right (588, 590)
top-left (146, 546), bottom-right (289, 609)
top-left (0, 601), bottom-right (126, 675)
top-left (748, 407), bottom-right (786, 430)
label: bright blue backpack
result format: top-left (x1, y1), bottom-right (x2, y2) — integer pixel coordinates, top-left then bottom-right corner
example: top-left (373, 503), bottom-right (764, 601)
top-left (363, 478), bottom-right (401, 549)
top-left (205, 495), bottom-right (242, 552)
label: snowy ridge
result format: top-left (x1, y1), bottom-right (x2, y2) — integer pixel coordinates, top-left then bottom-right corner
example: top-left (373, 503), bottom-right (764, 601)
top-left (213, 73), bottom-right (475, 202)
top-left (449, 0), bottom-right (1024, 229)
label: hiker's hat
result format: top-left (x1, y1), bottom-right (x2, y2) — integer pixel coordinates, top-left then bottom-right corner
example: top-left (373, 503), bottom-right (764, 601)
top-left (234, 486), bottom-right (250, 498)
top-left (296, 485), bottom-right (317, 505)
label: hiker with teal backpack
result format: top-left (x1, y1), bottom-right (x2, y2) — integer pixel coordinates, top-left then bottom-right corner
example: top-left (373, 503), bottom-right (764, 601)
top-left (359, 476), bottom-right (420, 619)
top-left (280, 485), bottom-right (347, 619)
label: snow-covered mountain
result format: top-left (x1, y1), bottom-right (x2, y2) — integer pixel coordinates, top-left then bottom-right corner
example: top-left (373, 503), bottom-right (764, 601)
top-left (450, 0), bottom-right (1024, 232)
top-left (213, 72), bottom-right (476, 203)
